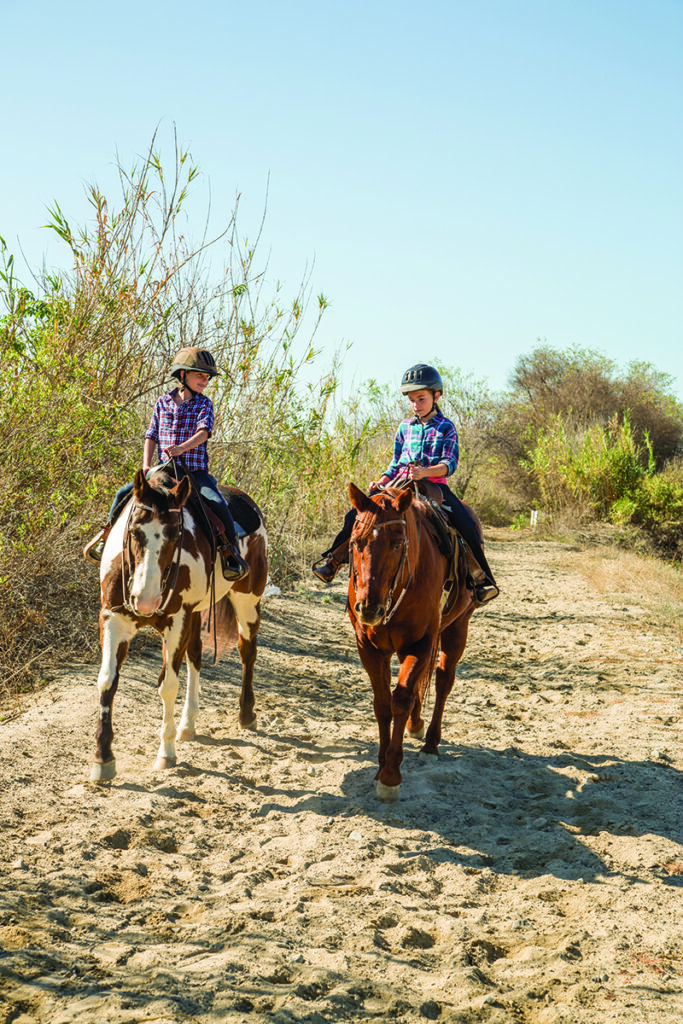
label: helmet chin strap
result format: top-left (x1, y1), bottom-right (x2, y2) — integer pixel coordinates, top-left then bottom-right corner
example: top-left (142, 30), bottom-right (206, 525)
top-left (417, 392), bottom-right (438, 422)
top-left (179, 370), bottom-right (198, 399)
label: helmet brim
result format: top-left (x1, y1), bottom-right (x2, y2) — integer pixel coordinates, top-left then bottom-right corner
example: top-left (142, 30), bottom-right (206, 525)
top-left (401, 382), bottom-right (441, 394)
top-left (170, 364), bottom-right (219, 379)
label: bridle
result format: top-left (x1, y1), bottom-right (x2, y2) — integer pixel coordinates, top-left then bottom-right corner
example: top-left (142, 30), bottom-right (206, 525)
top-left (351, 512), bottom-right (419, 625)
top-left (120, 500), bottom-right (185, 617)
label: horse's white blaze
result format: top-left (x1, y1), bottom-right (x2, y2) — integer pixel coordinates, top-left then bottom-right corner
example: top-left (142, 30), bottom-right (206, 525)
top-left (130, 522), bottom-right (166, 614)
top-left (98, 612), bottom-right (136, 695)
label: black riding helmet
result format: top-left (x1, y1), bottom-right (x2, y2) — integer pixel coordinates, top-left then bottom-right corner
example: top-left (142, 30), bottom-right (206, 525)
top-left (170, 347), bottom-right (219, 380)
top-left (400, 363), bottom-right (443, 395)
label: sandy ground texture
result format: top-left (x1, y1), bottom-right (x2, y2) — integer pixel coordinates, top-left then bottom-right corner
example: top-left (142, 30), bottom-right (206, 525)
top-left (1, 530), bottom-right (682, 1024)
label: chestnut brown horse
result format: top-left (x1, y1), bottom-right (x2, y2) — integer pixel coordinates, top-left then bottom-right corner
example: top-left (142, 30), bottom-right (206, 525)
top-left (91, 465), bottom-right (268, 782)
top-left (347, 481), bottom-right (477, 801)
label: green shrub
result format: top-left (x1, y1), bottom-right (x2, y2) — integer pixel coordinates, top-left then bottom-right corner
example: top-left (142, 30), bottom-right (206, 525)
top-left (524, 413), bottom-right (654, 520)
top-left (611, 465), bottom-right (683, 558)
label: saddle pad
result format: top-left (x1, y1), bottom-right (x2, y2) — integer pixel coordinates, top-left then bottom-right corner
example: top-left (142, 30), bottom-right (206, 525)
top-left (198, 488), bottom-right (247, 539)
top-left (221, 487), bottom-right (261, 536)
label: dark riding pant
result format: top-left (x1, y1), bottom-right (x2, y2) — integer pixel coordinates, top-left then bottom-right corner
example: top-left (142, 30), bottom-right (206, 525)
top-left (436, 484), bottom-right (496, 587)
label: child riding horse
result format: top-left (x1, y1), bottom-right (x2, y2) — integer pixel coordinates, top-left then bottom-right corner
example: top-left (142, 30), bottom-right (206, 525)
top-left (84, 346), bottom-right (248, 582)
top-left (313, 363), bottom-right (499, 605)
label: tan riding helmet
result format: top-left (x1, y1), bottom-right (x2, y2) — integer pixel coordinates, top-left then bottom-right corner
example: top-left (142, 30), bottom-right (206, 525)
top-left (169, 347), bottom-right (219, 380)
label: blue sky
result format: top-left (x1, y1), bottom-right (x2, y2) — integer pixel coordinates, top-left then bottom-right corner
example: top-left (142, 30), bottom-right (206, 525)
top-left (2, 0), bottom-right (682, 400)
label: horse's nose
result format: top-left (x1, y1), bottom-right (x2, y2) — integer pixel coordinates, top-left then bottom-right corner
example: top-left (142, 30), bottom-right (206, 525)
top-left (132, 593), bottom-right (162, 616)
top-left (354, 601), bottom-right (385, 626)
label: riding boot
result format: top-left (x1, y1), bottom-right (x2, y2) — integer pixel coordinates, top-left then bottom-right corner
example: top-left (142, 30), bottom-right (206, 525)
top-left (473, 583), bottom-right (500, 606)
top-left (83, 525), bottom-right (112, 565)
top-left (217, 534), bottom-right (250, 582)
top-left (312, 540), bottom-right (350, 584)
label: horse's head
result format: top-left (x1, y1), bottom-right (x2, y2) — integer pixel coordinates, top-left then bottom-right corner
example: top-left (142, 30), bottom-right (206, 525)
top-left (349, 482), bottom-right (415, 626)
top-left (124, 469), bottom-right (192, 617)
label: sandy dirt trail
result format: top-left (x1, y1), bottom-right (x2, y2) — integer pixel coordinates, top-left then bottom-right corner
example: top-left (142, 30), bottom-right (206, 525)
top-left (0, 531), bottom-right (682, 1024)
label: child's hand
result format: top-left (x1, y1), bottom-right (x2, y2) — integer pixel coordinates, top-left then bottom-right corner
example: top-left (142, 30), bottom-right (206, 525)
top-left (164, 444), bottom-right (184, 458)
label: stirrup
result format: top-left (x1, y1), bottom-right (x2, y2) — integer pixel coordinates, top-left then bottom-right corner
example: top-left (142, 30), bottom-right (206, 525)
top-left (312, 554), bottom-right (342, 585)
top-left (220, 543), bottom-right (249, 582)
top-left (83, 528), bottom-right (108, 565)
top-left (473, 584), bottom-right (499, 606)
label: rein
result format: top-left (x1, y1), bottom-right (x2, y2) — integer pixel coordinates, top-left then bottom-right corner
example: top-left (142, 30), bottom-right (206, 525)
top-left (120, 500), bottom-right (184, 617)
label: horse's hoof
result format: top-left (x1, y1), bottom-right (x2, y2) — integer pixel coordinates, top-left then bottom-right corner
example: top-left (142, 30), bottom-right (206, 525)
top-left (90, 759), bottom-right (116, 783)
top-left (408, 725), bottom-right (425, 739)
top-left (418, 750), bottom-right (439, 762)
top-left (153, 756), bottom-right (177, 770)
top-left (239, 715), bottom-right (257, 730)
top-left (376, 781), bottom-right (401, 802)
top-left (176, 727), bottom-right (196, 741)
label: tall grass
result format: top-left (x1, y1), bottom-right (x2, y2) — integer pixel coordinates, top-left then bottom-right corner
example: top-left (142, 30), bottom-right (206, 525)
top-left (0, 136), bottom-right (380, 700)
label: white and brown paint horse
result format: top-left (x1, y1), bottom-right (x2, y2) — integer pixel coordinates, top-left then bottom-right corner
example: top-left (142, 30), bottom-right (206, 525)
top-left (91, 466), bottom-right (268, 782)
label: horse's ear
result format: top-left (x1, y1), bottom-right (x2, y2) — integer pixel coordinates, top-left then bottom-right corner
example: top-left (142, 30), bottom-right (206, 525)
top-left (394, 488), bottom-right (414, 514)
top-left (349, 482), bottom-right (374, 513)
top-left (171, 476), bottom-right (192, 507)
top-left (133, 468), bottom-right (154, 502)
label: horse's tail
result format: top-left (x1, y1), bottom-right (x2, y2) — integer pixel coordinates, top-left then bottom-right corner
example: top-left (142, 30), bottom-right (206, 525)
top-left (201, 593), bottom-right (239, 664)
top-left (420, 637), bottom-right (441, 706)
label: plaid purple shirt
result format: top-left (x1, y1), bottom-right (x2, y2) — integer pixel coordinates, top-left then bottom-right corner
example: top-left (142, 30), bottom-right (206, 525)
top-left (383, 411), bottom-right (459, 483)
top-left (144, 389), bottom-right (215, 471)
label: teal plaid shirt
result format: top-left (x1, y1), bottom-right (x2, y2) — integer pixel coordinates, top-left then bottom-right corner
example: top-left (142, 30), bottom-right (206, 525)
top-left (383, 411), bottom-right (459, 483)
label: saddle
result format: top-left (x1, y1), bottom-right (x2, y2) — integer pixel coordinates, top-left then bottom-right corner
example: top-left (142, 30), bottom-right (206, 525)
top-left (414, 482), bottom-right (486, 613)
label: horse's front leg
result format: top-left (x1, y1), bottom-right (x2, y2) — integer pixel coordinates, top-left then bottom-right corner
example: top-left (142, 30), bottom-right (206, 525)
top-left (177, 612), bottom-right (202, 742)
top-left (229, 590), bottom-right (262, 729)
top-left (379, 637), bottom-right (433, 799)
top-left (356, 638), bottom-right (392, 783)
top-left (91, 610), bottom-right (137, 783)
top-left (155, 611), bottom-right (191, 769)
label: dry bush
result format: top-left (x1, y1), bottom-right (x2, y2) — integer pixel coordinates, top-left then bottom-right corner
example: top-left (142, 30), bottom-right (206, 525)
top-left (0, 530), bottom-right (102, 703)
top-left (566, 544), bottom-right (683, 630)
